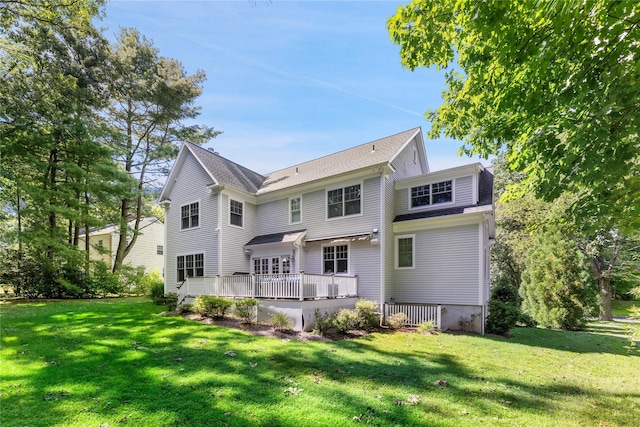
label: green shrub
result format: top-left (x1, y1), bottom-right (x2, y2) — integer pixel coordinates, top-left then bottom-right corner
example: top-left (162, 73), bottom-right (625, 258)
top-left (485, 276), bottom-right (522, 335)
top-left (178, 303), bottom-right (193, 314)
top-left (235, 298), bottom-right (259, 324)
top-left (118, 265), bottom-right (146, 295)
top-left (520, 228), bottom-right (595, 330)
top-left (150, 282), bottom-right (166, 305)
top-left (193, 295), bottom-right (233, 318)
top-left (165, 292), bottom-right (178, 311)
top-left (270, 312), bottom-right (293, 331)
top-left (417, 320), bottom-right (436, 334)
top-left (517, 312), bottom-right (538, 328)
top-left (139, 269), bottom-right (164, 296)
top-left (312, 309), bottom-right (335, 336)
top-left (387, 312), bottom-right (409, 330)
top-left (334, 309), bottom-right (359, 333)
top-left (90, 261), bottom-right (124, 296)
top-left (355, 299), bottom-right (379, 330)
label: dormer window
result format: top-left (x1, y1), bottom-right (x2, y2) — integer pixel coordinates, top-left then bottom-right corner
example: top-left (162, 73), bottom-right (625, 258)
top-left (411, 180), bottom-right (452, 208)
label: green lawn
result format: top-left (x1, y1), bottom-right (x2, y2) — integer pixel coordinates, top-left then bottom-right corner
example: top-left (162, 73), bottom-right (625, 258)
top-left (611, 300), bottom-right (639, 317)
top-left (1, 298), bottom-right (639, 427)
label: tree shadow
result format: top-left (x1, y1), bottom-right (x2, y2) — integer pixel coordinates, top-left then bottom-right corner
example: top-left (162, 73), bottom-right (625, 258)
top-left (2, 299), bottom-right (638, 426)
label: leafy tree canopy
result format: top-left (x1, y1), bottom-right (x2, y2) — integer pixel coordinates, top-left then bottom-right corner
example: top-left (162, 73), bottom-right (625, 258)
top-left (388, 0), bottom-right (640, 233)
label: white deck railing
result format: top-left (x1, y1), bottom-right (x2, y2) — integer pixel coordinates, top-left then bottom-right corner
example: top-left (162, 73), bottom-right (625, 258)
top-left (383, 303), bottom-right (441, 329)
top-left (184, 272), bottom-right (357, 300)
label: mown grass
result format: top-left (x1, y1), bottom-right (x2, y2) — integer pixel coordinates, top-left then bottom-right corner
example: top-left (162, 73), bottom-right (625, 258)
top-left (1, 298), bottom-right (639, 426)
top-left (611, 300), bottom-right (639, 317)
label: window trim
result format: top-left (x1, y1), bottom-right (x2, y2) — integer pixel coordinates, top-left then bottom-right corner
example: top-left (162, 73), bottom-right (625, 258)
top-left (229, 199), bottom-right (244, 229)
top-left (177, 252), bottom-right (204, 282)
top-left (180, 200), bottom-right (201, 230)
top-left (321, 243), bottom-right (350, 275)
top-left (395, 234), bottom-right (415, 270)
top-left (325, 181), bottom-right (363, 221)
top-left (289, 196), bottom-right (302, 224)
top-left (157, 245), bottom-right (164, 255)
top-left (408, 179), bottom-right (455, 210)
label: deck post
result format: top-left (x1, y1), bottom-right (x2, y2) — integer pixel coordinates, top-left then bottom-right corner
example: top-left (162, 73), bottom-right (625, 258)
top-left (437, 305), bottom-right (442, 330)
top-left (299, 271), bottom-right (305, 301)
top-left (252, 274), bottom-right (256, 298)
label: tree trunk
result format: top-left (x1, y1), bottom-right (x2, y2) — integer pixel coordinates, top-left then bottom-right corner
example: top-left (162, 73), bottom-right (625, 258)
top-left (599, 276), bottom-right (613, 321)
top-left (112, 198), bottom-right (130, 273)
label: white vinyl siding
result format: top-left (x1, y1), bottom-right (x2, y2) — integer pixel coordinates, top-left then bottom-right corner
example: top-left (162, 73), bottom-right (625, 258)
top-left (164, 153), bottom-right (219, 292)
top-left (391, 224), bottom-right (480, 305)
top-left (221, 194), bottom-right (257, 275)
top-left (384, 139), bottom-right (427, 302)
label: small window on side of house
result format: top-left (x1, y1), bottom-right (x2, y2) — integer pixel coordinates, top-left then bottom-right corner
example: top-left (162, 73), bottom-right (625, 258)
top-left (396, 235), bottom-right (415, 269)
top-left (181, 202), bottom-right (199, 229)
top-left (230, 199), bottom-right (243, 227)
top-left (157, 245), bottom-right (163, 255)
top-left (290, 197), bottom-right (301, 224)
top-left (97, 240), bottom-right (103, 248)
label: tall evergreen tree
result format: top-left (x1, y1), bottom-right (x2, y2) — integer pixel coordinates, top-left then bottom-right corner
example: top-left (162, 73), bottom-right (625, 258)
top-left (105, 28), bottom-right (220, 272)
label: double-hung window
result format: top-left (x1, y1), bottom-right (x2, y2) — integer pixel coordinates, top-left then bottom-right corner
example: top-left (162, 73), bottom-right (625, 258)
top-left (181, 202), bottom-right (199, 229)
top-left (230, 199), bottom-right (243, 227)
top-left (177, 253), bottom-right (204, 281)
top-left (323, 245), bottom-right (348, 274)
top-left (290, 197), bottom-right (301, 223)
top-left (327, 184), bottom-right (361, 219)
top-left (396, 235), bottom-right (415, 269)
top-left (410, 180), bottom-right (452, 208)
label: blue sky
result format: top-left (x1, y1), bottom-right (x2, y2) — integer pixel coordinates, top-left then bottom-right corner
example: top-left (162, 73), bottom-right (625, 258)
top-left (101, 1), bottom-right (485, 174)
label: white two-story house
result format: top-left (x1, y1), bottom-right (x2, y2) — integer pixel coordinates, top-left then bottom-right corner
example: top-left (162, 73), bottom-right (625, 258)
top-left (158, 128), bottom-right (494, 333)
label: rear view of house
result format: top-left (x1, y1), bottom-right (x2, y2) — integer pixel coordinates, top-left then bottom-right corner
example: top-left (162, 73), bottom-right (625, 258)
top-left (159, 128), bottom-right (494, 333)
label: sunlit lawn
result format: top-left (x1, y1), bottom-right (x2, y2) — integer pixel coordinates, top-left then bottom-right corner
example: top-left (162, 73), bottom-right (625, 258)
top-left (611, 300), bottom-right (639, 317)
top-left (1, 298), bottom-right (639, 426)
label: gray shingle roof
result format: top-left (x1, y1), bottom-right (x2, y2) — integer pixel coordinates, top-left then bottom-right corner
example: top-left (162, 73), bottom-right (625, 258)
top-left (186, 142), bottom-right (266, 194)
top-left (256, 128), bottom-right (421, 195)
top-left (184, 128), bottom-right (420, 196)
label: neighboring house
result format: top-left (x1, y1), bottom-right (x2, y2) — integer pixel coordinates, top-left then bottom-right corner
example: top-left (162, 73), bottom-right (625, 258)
top-left (159, 128), bottom-right (494, 333)
top-left (79, 217), bottom-right (165, 275)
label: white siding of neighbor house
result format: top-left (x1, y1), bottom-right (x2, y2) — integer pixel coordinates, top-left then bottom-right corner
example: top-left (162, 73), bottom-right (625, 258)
top-left (395, 175), bottom-right (474, 217)
top-left (120, 220), bottom-right (164, 274)
top-left (164, 153), bottom-right (219, 293)
top-left (383, 139), bottom-right (427, 303)
top-left (391, 223), bottom-right (480, 305)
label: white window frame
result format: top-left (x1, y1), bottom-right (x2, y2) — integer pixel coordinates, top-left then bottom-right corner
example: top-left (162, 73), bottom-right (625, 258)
top-left (289, 196), bottom-right (302, 224)
top-left (180, 200), bottom-right (200, 230)
top-left (321, 243), bottom-right (350, 275)
top-left (326, 181), bottom-right (363, 220)
top-left (177, 253), bottom-right (204, 281)
top-left (395, 234), bottom-right (415, 269)
top-left (229, 199), bottom-right (244, 228)
top-left (409, 180), bottom-right (454, 210)
top-left (157, 245), bottom-right (164, 255)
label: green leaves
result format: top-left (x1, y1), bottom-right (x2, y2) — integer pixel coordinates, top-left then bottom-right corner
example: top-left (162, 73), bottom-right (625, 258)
top-left (388, 0), bottom-right (640, 233)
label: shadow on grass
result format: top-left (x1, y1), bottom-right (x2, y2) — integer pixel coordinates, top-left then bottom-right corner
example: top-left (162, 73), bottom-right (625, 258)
top-left (479, 322), bottom-right (639, 356)
top-left (1, 299), bottom-right (638, 427)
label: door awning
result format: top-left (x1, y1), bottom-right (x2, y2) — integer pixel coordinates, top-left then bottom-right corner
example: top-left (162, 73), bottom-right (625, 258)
top-left (245, 230), bottom-right (307, 248)
top-left (305, 233), bottom-right (371, 244)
